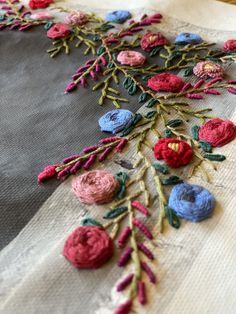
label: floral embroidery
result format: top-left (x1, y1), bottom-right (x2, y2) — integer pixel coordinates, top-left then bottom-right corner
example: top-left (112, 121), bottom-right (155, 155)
top-left (193, 61), bottom-right (224, 79)
top-left (147, 73), bottom-right (185, 92)
top-left (29, 0), bottom-right (53, 10)
top-left (30, 11), bottom-right (53, 20)
top-left (117, 50), bottom-right (146, 66)
top-left (140, 32), bottom-right (169, 51)
top-left (223, 39), bottom-right (236, 52)
top-left (154, 138), bottom-right (193, 168)
top-left (63, 226), bottom-right (113, 269)
top-left (2, 2), bottom-right (236, 312)
top-left (98, 109), bottom-right (134, 134)
top-left (175, 32), bottom-right (203, 45)
top-left (65, 11), bottom-right (88, 26)
top-left (105, 10), bottom-right (131, 23)
top-left (47, 23), bottom-right (71, 39)
top-left (72, 170), bottom-right (119, 204)
top-left (198, 118), bottom-right (236, 147)
top-left (168, 183), bottom-right (215, 222)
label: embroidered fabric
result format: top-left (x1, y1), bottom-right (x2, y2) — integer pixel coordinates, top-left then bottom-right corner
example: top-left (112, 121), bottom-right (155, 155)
top-left (0, 5), bottom-right (236, 314)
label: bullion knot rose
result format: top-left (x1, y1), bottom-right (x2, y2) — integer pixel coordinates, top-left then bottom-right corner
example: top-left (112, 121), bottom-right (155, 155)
top-left (63, 226), bottom-right (113, 269)
top-left (117, 50), bottom-right (146, 66)
top-left (47, 23), bottom-right (71, 39)
top-left (105, 10), bottom-right (131, 24)
top-left (98, 109), bottom-right (134, 134)
top-left (223, 39), bottom-right (236, 52)
top-left (175, 32), bottom-right (203, 45)
top-left (168, 183), bottom-right (215, 222)
top-left (140, 32), bottom-right (169, 52)
top-left (154, 138), bottom-right (193, 168)
top-left (193, 61), bottom-right (224, 79)
top-left (72, 170), bottom-right (119, 204)
top-left (29, 0), bottom-right (53, 10)
top-left (199, 118), bottom-right (236, 147)
top-left (30, 12), bottom-right (54, 20)
top-left (147, 73), bottom-right (185, 93)
top-left (65, 11), bottom-right (88, 26)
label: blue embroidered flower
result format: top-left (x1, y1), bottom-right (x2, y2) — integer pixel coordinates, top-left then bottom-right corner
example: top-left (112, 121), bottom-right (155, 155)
top-left (168, 183), bottom-right (215, 222)
top-left (99, 109), bottom-right (134, 134)
top-left (105, 10), bottom-right (131, 24)
top-left (175, 32), bottom-right (203, 45)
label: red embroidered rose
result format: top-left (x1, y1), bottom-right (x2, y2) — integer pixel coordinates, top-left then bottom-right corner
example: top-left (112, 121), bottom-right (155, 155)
top-left (140, 32), bottom-right (169, 52)
top-left (154, 138), bottom-right (193, 168)
top-left (223, 39), bottom-right (236, 52)
top-left (47, 23), bottom-right (70, 39)
top-left (29, 0), bottom-right (53, 10)
top-left (63, 226), bottom-right (113, 269)
top-left (199, 118), bottom-right (236, 147)
top-left (147, 73), bottom-right (184, 93)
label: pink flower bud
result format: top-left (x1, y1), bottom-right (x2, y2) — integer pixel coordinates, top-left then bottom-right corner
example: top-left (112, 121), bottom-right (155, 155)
top-left (115, 300), bottom-right (132, 314)
top-left (141, 261), bottom-right (156, 283)
top-left (132, 218), bottom-right (153, 239)
top-left (186, 93), bottom-right (203, 99)
top-left (99, 136), bottom-right (121, 144)
top-left (117, 247), bottom-right (133, 267)
top-left (37, 164), bottom-right (58, 183)
top-left (116, 138), bottom-right (128, 153)
top-left (116, 273), bottom-right (134, 291)
top-left (83, 154), bottom-right (96, 170)
top-left (118, 226), bottom-right (131, 248)
top-left (193, 79), bottom-right (205, 89)
top-left (138, 281), bottom-right (146, 305)
top-left (82, 145), bottom-right (99, 153)
top-left (131, 201), bottom-right (149, 216)
top-left (64, 82), bottom-right (77, 93)
top-left (98, 147), bottom-right (113, 162)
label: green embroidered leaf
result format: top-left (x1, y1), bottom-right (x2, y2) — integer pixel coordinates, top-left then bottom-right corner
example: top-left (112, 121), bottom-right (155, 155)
top-left (132, 113), bottom-right (142, 125)
top-left (81, 218), bottom-right (103, 227)
top-left (145, 99), bottom-right (157, 108)
top-left (191, 125), bottom-right (200, 140)
top-left (165, 206), bottom-right (181, 229)
top-left (199, 140), bottom-right (212, 153)
top-left (204, 154), bottom-right (226, 161)
top-left (128, 83), bottom-right (137, 95)
top-left (44, 21), bottom-right (54, 30)
top-left (120, 125), bottom-right (135, 137)
top-left (144, 111), bottom-right (157, 119)
top-left (96, 46), bottom-right (105, 55)
top-left (123, 77), bottom-right (133, 89)
top-left (149, 46), bottom-right (162, 57)
top-left (99, 23), bottom-right (115, 32)
top-left (142, 75), bottom-right (153, 81)
top-left (93, 35), bottom-right (100, 41)
top-left (103, 206), bottom-right (128, 219)
top-left (161, 176), bottom-right (183, 185)
top-left (107, 63), bottom-right (114, 69)
top-left (138, 93), bottom-right (148, 103)
top-left (164, 129), bottom-right (173, 137)
top-left (166, 119), bottom-right (183, 128)
top-left (184, 67), bottom-right (193, 77)
top-left (152, 162), bottom-right (169, 174)
top-left (115, 172), bottom-right (129, 199)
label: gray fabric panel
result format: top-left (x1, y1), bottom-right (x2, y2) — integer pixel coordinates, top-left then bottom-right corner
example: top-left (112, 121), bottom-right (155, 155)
top-left (0, 27), bottom-right (139, 249)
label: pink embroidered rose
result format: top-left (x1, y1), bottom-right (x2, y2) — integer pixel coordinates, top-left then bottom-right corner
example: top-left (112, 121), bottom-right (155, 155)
top-left (147, 73), bottom-right (185, 92)
top-left (30, 12), bottom-right (54, 20)
top-left (223, 39), bottom-right (236, 52)
top-left (65, 11), bottom-right (88, 26)
top-left (199, 118), bottom-right (236, 147)
top-left (193, 61), bottom-right (224, 79)
top-left (140, 32), bottom-right (169, 51)
top-left (117, 50), bottom-right (146, 66)
top-left (47, 23), bottom-right (71, 39)
top-left (29, 0), bottom-right (53, 10)
top-left (72, 170), bottom-right (119, 204)
top-left (63, 226), bottom-right (113, 269)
